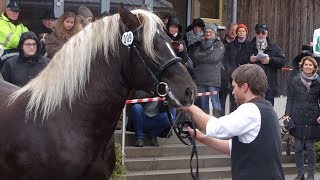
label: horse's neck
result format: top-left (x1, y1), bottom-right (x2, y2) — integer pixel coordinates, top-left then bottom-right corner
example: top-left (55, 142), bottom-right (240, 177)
top-left (74, 56), bottom-right (130, 129)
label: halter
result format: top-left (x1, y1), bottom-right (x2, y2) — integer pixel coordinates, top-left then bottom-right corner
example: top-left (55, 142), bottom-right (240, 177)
top-left (122, 28), bottom-right (182, 101)
top-left (122, 29), bottom-right (199, 180)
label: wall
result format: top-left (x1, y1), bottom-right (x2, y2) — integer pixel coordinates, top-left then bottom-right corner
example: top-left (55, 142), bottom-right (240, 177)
top-left (222, 0), bottom-right (320, 95)
top-left (0, 0), bottom-right (5, 13)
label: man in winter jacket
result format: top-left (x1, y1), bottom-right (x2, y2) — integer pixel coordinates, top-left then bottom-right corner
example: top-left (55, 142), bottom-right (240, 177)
top-left (239, 23), bottom-right (287, 106)
top-left (0, 1), bottom-right (28, 54)
top-left (1, 31), bottom-right (49, 86)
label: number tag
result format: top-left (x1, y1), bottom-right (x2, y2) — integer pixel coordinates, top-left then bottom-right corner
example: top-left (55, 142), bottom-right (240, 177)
top-left (122, 31), bottom-right (134, 46)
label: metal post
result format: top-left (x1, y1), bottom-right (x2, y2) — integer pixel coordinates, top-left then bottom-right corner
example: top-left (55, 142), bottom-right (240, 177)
top-left (101, 0), bottom-right (110, 14)
top-left (144, 0), bottom-right (153, 11)
top-left (186, 0), bottom-right (192, 27)
top-left (54, 0), bottom-right (64, 18)
top-left (121, 104), bottom-right (127, 166)
top-left (232, 0), bottom-right (237, 23)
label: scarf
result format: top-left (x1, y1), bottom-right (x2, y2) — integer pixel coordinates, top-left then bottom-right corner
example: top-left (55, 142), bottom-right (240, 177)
top-left (201, 38), bottom-right (217, 50)
top-left (186, 30), bottom-right (204, 45)
top-left (299, 72), bottom-right (319, 91)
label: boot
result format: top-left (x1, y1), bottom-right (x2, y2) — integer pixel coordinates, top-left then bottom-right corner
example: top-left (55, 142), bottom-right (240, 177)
top-left (306, 175), bottom-right (314, 180)
top-left (293, 174), bottom-right (305, 180)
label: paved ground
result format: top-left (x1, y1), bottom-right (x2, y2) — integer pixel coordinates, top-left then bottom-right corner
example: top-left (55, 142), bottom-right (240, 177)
top-left (274, 95), bottom-right (287, 118)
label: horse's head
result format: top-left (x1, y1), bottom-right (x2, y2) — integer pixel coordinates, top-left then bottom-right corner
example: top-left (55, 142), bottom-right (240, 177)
top-left (118, 4), bottom-right (196, 107)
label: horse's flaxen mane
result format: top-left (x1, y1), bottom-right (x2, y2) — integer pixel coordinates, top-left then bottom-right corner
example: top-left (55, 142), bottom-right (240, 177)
top-left (8, 9), bottom-right (165, 121)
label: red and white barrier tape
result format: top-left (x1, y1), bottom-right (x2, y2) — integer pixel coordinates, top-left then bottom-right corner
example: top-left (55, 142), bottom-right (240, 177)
top-left (281, 67), bottom-right (293, 71)
top-left (126, 97), bottom-right (163, 104)
top-left (196, 91), bottom-right (219, 96)
top-left (125, 91), bottom-right (219, 104)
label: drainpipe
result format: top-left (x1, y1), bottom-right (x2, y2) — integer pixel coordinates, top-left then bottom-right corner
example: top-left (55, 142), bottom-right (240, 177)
top-left (186, 0), bottom-right (192, 27)
top-left (232, 0), bottom-right (237, 23)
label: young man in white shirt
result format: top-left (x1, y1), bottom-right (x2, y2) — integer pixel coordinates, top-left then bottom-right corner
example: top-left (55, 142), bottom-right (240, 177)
top-left (183, 64), bottom-right (284, 180)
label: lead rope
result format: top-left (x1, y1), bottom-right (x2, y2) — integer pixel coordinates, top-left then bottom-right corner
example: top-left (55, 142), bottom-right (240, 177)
top-left (165, 102), bottom-right (199, 180)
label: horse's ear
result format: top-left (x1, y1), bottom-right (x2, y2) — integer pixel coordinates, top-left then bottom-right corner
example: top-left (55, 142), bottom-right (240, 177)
top-left (118, 3), bottom-right (140, 31)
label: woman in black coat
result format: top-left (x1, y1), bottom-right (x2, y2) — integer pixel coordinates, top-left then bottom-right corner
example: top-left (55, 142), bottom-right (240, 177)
top-left (284, 56), bottom-right (320, 180)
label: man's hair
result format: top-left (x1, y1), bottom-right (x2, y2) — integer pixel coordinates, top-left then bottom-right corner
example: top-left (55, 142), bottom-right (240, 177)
top-left (227, 22), bottom-right (237, 29)
top-left (231, 64), bottom-right (268, 96)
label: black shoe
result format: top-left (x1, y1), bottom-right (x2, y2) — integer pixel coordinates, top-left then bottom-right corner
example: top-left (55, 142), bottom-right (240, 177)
top-left (135, 139), bottom-right (144, 147)
top-left (150, 137), bottom-right (159, 146)
top-left (293, 175), bottom-right (305, 180)
top-left (306, 176), bottom-right (314, 180)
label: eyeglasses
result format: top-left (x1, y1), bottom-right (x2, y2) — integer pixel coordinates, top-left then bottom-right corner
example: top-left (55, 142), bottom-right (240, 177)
top-left (256, 31), bottom-right (266, 35)
top-left (205, 30), bottom-right (214, 34)
top-left (23, 43), bottom-right (37, 48)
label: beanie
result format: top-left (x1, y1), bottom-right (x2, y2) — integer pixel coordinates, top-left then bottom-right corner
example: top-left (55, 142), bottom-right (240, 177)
top-left (204, 23), bottom-right (218, 33)
top-left (236, 23), bottom-right (248, 35)
top-left (78, 6), bottom-right (93, 18)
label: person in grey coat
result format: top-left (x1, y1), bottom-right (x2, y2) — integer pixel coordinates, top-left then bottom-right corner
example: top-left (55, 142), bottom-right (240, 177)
top-left (190, 23), bottom-right (225, 116)
top-left (1, 31), bottom-right (49, 86)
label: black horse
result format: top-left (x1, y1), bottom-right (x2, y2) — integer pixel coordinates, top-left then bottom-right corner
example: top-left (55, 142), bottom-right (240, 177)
top-left (0, 4), bottom-right (196, 180)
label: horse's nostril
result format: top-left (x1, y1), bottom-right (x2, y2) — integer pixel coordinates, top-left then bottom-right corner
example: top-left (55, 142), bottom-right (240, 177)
top-left (185, 87), bottom-right (193, 103)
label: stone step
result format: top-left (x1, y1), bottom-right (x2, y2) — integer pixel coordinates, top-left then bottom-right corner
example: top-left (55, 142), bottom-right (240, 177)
top-left (124, 144), bottom-right (219, 158)
top-left (125, 153), bottom-right (294, 171)
top-left (125, 163), bottom-right (297, 180)
top-left (125, 154), bottom-right (230, 171)
top-left (115, 130), bottom-right (184, 146)
top-left (115, 130), bottom-right (294, 154)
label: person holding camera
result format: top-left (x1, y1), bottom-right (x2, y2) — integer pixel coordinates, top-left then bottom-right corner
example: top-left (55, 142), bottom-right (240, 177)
top-left (285, 56), bottom-right (320, 180)
top-left (183, 64), bottom-right (284, 180)
top-left (239, 23), bottom-right (287, 105)
top-left (166, 17), bottom-right (193, 75)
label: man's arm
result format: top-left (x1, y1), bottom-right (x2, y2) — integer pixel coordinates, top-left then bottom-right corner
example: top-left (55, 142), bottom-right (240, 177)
top-left (188, 128), bottom-right (230, 155)
top-left (184, 104), bottom-right (211, 131)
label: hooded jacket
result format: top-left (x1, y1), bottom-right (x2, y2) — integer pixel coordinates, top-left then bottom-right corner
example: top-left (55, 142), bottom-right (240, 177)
top-left (1, 31), bottom-right (49, 86)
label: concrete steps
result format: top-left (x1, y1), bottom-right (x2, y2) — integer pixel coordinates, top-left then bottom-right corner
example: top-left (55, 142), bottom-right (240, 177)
top-left (115, 130), bottom-right (297, 180)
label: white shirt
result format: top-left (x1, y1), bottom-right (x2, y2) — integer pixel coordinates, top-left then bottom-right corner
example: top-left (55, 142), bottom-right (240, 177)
top-left (206, 103), bottom-right (261, 154)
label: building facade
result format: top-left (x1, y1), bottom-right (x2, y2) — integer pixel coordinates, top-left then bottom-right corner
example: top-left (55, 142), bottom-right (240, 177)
top-left (1, 0), bottom-right (320, 95)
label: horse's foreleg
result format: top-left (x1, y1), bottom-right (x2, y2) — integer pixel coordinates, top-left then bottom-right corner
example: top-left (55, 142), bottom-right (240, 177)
top-left (82, 135), bottom-right (116, 180)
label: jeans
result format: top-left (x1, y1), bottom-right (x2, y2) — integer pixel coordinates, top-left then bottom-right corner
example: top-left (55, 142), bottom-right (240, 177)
top-left (131, 104), bottom-right (175, 140)
top-left (195, 85), bottom-right (221, 111)
top-left (294, 138), bottom-right (316, 176)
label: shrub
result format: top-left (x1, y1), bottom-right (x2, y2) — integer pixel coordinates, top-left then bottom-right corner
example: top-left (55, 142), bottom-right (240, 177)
top-left (111, 143), bottom-right (126, 179)
top-left (316, 140), bottom-right (320, 171)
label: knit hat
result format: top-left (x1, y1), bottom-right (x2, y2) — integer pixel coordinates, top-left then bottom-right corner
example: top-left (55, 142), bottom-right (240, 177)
top-left (41, 10), bottom-right (57, 20)
top-left (77, 6), bottom-right (93, 18)
top-left (236, 24), bottom-right (248, 35)
top-left (204, 23), bottom-right (218, 33)
top-left (191, 18), bottom-right (205, 28)
top-left (167, 16), bottom-right (182, 32)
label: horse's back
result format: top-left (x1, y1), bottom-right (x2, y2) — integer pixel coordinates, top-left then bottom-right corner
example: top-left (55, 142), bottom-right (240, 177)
top-left (0, 79), bottom-right (18, 101)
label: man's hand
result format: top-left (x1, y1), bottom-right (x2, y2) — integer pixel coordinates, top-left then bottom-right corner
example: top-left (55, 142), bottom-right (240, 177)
top-left (260, 57), bottom-right (270, 64)
top-left (178, 44), bottom-right (184, 52)
top-left (250, 55), bottom-right (257, 63)
top-left (317, 116), bottom-right (320, 124)
top-left (187, 127), bottom-right (206, 142)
